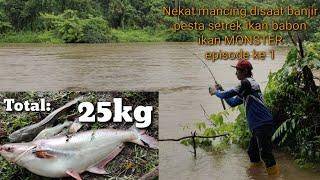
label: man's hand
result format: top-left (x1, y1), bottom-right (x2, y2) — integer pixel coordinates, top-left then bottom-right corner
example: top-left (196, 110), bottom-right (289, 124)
top-left (215, 84), bottom-right (223, 90)
top-left (209, 84), bottom-right (224, 96)
top-left (209, 85), bottom-right (217, 96)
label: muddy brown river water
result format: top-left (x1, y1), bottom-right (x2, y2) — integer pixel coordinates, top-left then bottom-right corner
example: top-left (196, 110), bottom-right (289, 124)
top-left (0, 43), bottom-right (319, 179)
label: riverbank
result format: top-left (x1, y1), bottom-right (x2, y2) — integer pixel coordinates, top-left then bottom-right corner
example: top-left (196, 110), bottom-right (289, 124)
top-left (0, 31), bottom-right (63, 44)
top-left (0, 29), bottom-right (169, 44)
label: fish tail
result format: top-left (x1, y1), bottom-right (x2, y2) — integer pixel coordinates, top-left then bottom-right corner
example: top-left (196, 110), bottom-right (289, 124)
top-left (130, 126), bottom-right (158, 149)
top-left (68, 118), bottom-right (82, 134)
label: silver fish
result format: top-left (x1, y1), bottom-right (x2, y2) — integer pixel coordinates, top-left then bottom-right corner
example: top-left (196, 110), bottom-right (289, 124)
top-left (34, 119), bottom-right (83, 141)
top-left (0, 127), bottom-right (157, 179)
top-left (33, 121), bottom-right (73, 141)
top-left (9, 97), bottom-right (83, 142)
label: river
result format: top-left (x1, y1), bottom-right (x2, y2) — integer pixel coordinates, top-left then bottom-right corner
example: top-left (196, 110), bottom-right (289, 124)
top-left (0, 43), bottom-right (319, 179)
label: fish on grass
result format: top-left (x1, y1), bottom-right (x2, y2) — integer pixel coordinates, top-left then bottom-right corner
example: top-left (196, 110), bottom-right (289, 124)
top-left (8, 96), bottom-right (84, 143)
top-left (0, 126), bottom-right (158, 180)
top-left (33, 119), bottom-right (83, 141)
top-left (33, 121), bottom-right (73, 141)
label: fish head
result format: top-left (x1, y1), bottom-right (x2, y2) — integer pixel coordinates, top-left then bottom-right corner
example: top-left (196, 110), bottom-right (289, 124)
top-left (8, 128), bottom-right (30, 142)
top-left (0, 143), bottom-right (32, 162)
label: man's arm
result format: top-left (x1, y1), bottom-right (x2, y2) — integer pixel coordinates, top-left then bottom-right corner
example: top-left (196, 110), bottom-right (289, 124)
top-left (215, 79), bottom-right (251, 99)
top-left (214, 86), bottom-right (244, 107)
top-left (224, 96), bottom-right (243, 107)
top-left (215, 89), bottom-right (238, 99)
top-left (210, 80), bottom-right (249, 107)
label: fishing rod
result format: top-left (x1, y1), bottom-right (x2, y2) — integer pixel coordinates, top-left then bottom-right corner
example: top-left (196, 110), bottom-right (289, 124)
top-left (188, 50), bottom-right (227, 110)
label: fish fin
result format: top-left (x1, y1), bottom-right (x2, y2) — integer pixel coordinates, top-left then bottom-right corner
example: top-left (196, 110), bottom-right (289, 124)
top-left (34, 121), bottom-right (72, 141)
top-left (86, 166), bottom-right (108, 175)
top-left (87, 143), bottom-right (125, 175)
top-left (66, 169), bottom-right (82, 180)
top-left (34, 150), bottom-right (56, 159)
top-left (55, 129), bottom-right (68, 137)
top-left (130, 126), bottom-right (158, 149)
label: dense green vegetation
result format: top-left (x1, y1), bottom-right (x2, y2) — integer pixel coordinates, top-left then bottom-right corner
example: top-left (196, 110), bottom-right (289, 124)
top-left (0, 0), bottom-right (318, 43)
top-left (181, 106), bottom-right (249, 152)
top-left (265, 44), bottom-right (320, 166)
top-left (0, 0), bottom-right (166, 43)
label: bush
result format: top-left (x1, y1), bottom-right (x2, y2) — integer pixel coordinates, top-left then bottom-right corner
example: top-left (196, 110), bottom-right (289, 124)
top-left (166, 30), bottom-right (196, 42)
top-left (264, 46), bottom-right (320, 164)
top-left (81, 16), bottom-right (111, 43)
top-left (42, 10), bottom-right (111, 43)
top-left (232, 106), bottom-right (250, 148)
top-left (110, 28), bottom-right (166, 42)
top-left (181, 106), bottom-right (250, 152)
top-left (0, 19), bottom-right (11, 34)
top-left (0, 10), bottom-right (11, 34)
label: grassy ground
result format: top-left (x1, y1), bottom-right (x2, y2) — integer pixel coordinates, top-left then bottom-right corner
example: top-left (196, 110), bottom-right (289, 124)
top-left (0, 91), bottom-right (158, 180)
top-left (110, 29), bottom-right (167, 42)
top-left (0, 31), bottom-right (63, 44)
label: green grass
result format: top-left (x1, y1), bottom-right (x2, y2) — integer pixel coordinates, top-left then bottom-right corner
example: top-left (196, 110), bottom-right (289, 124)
top-left (0, 31), bottom-right (63, 43)
top-left (0, 29), bottom-right (168, 43)
top-left (110, 29), bottom-right (168, 42)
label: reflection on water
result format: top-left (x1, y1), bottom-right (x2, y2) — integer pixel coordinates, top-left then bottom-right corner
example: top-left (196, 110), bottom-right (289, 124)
top-left (0, 43), bottom-right (319, 179)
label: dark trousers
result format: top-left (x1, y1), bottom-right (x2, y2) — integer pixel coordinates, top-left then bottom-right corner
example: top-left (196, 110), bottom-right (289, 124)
top-left (247, 125), bottom-right (276, 168)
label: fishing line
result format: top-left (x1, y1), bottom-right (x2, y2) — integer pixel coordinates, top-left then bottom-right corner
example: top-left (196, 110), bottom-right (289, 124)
top-left (179, 46), bottom-right (226, 110)
top-left (200, 104), bottom-right (216, 126)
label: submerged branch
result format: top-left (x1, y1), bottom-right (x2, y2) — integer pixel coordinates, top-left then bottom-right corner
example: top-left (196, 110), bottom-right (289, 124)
top-left (159, 133), bottom-right (229, 142)
top-left (138, 166), bottom-right (159, 180)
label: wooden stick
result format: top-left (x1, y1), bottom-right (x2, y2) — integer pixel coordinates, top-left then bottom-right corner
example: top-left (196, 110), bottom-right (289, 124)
top-left (138, 166), bottom-right (159, 180)
top-left (159, 132), bottom-right (229, 158)
top-left (192, 131), bottom-right (197, 158)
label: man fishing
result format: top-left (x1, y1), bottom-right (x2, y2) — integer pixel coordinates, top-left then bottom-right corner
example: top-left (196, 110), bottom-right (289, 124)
top-left (208, 59), bottom-right (280, 176)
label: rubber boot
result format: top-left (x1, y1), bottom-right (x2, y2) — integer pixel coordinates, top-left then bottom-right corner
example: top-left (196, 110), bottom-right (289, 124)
top-left (266, 164), bottom-right (280, 176)
top-left (249, 161), bottom-right (264, 168)
top-left (247, 161), bottom-right (264, 174)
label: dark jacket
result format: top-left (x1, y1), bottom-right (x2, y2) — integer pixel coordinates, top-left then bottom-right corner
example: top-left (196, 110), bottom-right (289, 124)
top-left (215, 77), bottom-right (273, 130)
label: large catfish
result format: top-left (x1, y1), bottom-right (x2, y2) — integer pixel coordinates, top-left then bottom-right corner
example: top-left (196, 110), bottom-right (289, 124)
top-left (0, 127), bottom-right (158, 180)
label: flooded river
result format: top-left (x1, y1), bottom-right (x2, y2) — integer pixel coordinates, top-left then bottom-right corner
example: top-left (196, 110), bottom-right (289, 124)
top-left (0, 43), bottom-right (319, 179)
